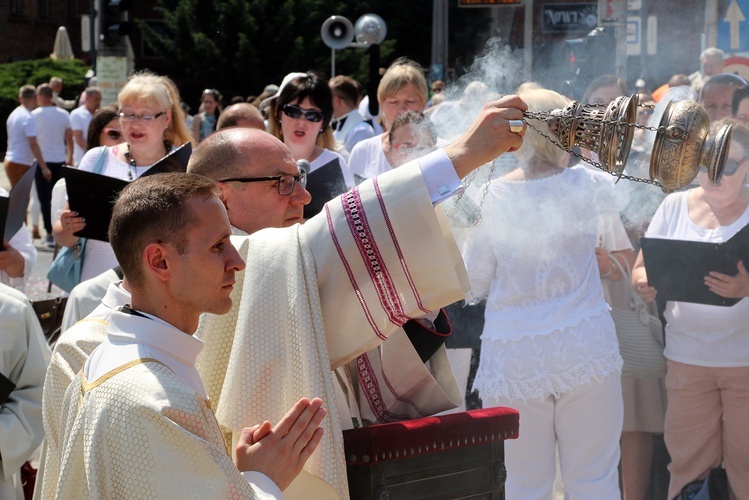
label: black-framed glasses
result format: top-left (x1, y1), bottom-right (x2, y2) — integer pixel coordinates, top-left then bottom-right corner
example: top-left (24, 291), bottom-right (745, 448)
top-left (119, 111), bottom-right (166, 122)
top-left (700, 157), bottom-right (749, 177)
top-left (218, 171), bottom-right (308, 196)
top-left (282, 104), bottom-right (324, 123)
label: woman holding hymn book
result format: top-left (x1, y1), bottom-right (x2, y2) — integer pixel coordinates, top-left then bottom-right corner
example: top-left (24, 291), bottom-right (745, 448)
top-left (52, 72), bottom-right (193, 283)
top-left (632, 118), bottom-right (749, 498)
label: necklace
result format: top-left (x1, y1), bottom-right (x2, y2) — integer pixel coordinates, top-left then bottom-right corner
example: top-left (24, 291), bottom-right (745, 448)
top-left (124, 141), bottom-right (171, 180)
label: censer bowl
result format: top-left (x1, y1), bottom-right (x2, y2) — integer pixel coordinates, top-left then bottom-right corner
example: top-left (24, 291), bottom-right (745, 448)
top-left (650, 99), bottom-right (733, 192)
top-left (546, 95), bottom-right (638, 175)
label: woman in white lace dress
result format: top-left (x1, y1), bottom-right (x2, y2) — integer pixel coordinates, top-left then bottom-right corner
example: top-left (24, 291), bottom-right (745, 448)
top-left (461, 88), bottom-right (625, 498)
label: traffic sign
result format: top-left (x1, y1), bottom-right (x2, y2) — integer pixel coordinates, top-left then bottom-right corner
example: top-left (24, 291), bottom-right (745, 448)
top-left (627, 16), bottom-right (641, 56)
top-left (717, 0), bottom-right (749, 52)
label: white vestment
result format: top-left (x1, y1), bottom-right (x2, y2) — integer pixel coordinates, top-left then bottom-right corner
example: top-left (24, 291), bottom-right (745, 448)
top-left (44, 307), bottom-right (280, 499)
top-left (196, 160), bottom-right (470, 499)
top-left (0, 283), bottom-right (51, 500)
top-left (39, 281), bottom-right (129, 498)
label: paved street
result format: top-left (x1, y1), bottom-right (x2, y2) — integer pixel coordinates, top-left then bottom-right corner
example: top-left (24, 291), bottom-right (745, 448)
top-left (2, 166), bottom-right (64, 300)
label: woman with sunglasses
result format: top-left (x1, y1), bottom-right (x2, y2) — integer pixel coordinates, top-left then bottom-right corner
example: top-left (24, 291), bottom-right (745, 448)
top-left (192, 88), bottom-right (222, 143)
top-left (268, 72), bottom-right (354, 207)
top-left (632, 118), bottom-right (749, 498)
top-left (53, 71), bottom-right (193, 284)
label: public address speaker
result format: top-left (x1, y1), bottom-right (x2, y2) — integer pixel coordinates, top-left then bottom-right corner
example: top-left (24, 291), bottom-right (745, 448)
top-left (321, 16), bottom-right (354, 50)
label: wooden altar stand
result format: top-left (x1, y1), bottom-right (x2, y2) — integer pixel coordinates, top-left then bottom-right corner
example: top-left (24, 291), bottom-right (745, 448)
top-left (343, 407), bottom-right (520, 500)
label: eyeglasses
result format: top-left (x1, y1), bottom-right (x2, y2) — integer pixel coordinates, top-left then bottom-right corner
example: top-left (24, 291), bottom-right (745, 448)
top-left (119, 111), bottom-right (166, 122)
top-left (218, 171), bottom-right (308, 196)
top-left (282, 104), bottom-right (324, 123)
top-left (700, 157), bottom-right (749, 177)
top-left (104, 129), bottom-right (122, 140)
top-left (432, 88), bottom-right (444, 93)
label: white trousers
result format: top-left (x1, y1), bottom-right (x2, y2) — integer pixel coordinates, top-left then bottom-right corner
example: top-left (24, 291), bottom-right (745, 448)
top-left (484, 373), bottom-right (623, 500)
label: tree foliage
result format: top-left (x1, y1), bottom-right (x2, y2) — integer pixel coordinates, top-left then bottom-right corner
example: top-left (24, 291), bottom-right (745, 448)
top-left (139, 0), bottom-right (492, 99)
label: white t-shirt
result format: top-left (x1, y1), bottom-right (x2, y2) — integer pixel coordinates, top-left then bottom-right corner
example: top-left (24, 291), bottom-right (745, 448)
top-left (70, 106), bottom-right (93, 165)
top-left (4, 106), bottom-right (37, 166)
top-left (645, 190), bottom-right (749, 367)
top-left (310, 148), bottom-right (355, 189)
top-left (347, 133), bottom-right (391, 180)
top-left (332, 110), bottom-right (376, 154)
top-left (31, 105), bottom-right (71, 163)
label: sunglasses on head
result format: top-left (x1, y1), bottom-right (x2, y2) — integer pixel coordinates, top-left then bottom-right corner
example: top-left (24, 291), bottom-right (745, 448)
top-left (281, 104), bottom-right (324, 123)
top-left (104, 129), bottom-right (122, 140)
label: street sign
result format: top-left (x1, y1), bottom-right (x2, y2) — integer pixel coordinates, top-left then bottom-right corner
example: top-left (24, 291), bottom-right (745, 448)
top-left (96, 56), bottom-right (128, 105)
top-left (627, 16), bottom-right (640, 56)
top-left (724, 56), bottom-right (749, 81)
top-left (542, 3), bottom-right (597, 33)
top-left (717, 0), bottom-right (749, 52)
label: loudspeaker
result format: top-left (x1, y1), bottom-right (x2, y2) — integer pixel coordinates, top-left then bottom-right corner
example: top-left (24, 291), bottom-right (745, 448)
top-left (321, 16), bottom-right (354, 50)
top-left (354, 14), bottom-right (387, 45)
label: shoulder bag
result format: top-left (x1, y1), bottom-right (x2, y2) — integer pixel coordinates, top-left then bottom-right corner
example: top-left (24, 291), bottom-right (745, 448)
top-left (603, 252), bottom-right (667, 379)
top-left (46, 147), bottom-right (108, 293)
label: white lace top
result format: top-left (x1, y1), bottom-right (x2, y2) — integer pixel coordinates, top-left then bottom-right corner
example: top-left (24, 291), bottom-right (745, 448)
top-left (462, 167), bottom-right (623, 401)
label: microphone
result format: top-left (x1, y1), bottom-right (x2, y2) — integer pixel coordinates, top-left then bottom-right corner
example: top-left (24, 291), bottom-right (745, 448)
top-left (296, 159), bottom-right (311, 175)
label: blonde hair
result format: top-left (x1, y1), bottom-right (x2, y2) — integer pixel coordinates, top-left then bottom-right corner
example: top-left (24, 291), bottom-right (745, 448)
top-left (377, 59), bottom-right (428, 108)
top-left (517, 87), bottom-right (570, 166)
top-left (118, 72), bottom-right (193, 147)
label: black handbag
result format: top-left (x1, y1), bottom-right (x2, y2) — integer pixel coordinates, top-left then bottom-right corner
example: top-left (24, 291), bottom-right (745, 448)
top-left (31, 296), bottom-right (68, 346)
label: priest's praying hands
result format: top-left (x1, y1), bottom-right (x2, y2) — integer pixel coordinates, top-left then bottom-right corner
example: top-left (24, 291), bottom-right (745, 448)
top-left (236, 397), bottom-right (327, 491)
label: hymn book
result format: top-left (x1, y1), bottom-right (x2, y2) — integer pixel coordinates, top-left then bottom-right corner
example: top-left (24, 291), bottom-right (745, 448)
top-left (0, 164), bottom-right (36, 243)
top-left (641, 223), bottom-right (749, 306)
top-left (64, 143), bottom-right (192, 242)
top-left (303, 157), bottom-right (349, 219)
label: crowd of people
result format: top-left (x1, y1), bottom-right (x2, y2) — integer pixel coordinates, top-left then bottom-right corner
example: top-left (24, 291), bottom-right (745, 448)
top-left (2, 46), bottom-right (748, 500)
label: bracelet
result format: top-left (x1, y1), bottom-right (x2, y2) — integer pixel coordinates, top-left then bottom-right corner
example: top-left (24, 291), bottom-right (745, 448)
top-left (601, 260), bottom-right (616, 279)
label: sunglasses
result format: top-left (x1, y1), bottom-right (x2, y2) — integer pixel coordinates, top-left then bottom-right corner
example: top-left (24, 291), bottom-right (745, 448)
top-left (282, 104), bottom-right (324, 123)
top-left (700, 157), bottom-right (748, 177)
top-left (104, 128), bottom-right (122, 140)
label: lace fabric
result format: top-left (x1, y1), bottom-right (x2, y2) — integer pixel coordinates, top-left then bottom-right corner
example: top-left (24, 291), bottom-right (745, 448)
top-left (473, 312), bottom-right (622, 401)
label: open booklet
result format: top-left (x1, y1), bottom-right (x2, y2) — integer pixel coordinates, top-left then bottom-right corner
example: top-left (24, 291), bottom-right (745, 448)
top-left (64, 143), bottom-right (192, 242)
top-left (0, 163), bottom-right (36, 243)
top-left (641, 222), bottom-right (749, 307)
top-left (303, 157), bottom-right (348, 219)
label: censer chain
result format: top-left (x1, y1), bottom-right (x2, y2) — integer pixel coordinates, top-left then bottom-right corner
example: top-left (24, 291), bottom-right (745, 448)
top-left (521, 112), bottom-right (666, 189)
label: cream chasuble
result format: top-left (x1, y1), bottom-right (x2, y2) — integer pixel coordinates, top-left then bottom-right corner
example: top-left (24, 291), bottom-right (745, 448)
top-left (40, 318), bottom-right (109, 499)
top-left (49, 360), bottom-right (266, 499)
top-left (38, 282), bottom-right (129, 500)
top-left (196, 160), bottom-right (470, 499)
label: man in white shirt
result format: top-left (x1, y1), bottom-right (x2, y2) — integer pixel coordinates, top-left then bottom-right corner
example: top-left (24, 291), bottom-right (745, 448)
top-left (69, 87), bottom-right (101, 165)
top-left (4, 85), bottom-right (48, 187)
top-left (43, 173), bottom-right (326, 499)
top-left (31, 84), bottom-right (73, 246)
top-left (49, 76), bottom-right (76, 110)
top-left (329, 75), bottom-right (376, 155)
